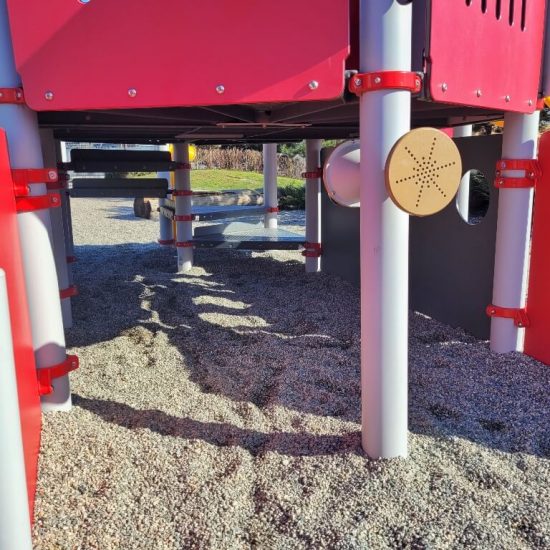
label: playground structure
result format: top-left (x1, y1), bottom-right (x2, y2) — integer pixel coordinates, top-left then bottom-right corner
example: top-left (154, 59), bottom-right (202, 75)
top-left (2, 0), bottom-right (550, 546)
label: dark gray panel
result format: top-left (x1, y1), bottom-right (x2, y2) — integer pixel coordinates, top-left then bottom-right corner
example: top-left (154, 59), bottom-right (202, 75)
top-left (410, 135), bottom-right (501, 338)
top-left (321, 135), bottom-right (502, 338)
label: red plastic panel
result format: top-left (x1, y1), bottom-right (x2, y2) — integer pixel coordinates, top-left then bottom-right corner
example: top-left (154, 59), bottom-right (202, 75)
top-left (0, 130), bottom-right (41, 519)
top-left (525, 131), bottom-right (550, 365)
top-left (428, 0), bottom-right (546, 113)
top-left (6, 0), bottom-right (350, 111)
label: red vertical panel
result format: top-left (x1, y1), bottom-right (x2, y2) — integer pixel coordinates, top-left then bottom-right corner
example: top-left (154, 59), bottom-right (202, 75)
top-left (0, 130), bottom-right (41, 519)
top-left (525, 131), bottom-right (550, 365)
top-left (428, 0), bottom-right (546, 114)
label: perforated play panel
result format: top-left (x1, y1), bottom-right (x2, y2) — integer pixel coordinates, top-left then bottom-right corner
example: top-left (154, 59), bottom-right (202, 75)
top-left (6, 0), bottom-right (350, 111)
top-left (427, 0), bottom-right (546, 114)
top-left (385, 128), bottom-right (462, 217)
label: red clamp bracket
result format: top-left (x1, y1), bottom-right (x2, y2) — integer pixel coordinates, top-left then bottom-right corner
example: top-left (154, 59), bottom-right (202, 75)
top-left (37, 355), bottom-right (79, 396)
top-left (302, 242), bottom-right (323, 258)
top-left (175, 162), bottom-right (192, 170)
top-left (302, 169), bottom-right (323, 179)
top-left (0, 87), bottom-right (25, 104)
top-left (60, 285), bottom-right (78, 300)
top-left (16, 193), bottom-right (61, 213)
top-left (66, 255), bottom-right (77, 264)
top-left (171, 190), bottom-right (193, 197)
top-left (12, 168), bottom-right (59, 197)
top-left (173, 214), bottom-right (194, 222)
top-left (158, 239), bottom-right (175, 245)
top-left (175, 241), bottom-right (194, 248)
top-left (486, 305), bottom-right (530, 328)
top-left (266, 207), bottom-right (279, 213)
top-left (494, 159), bottom-right (541, 189)
top-left (349, 71), bottom-right (422, 96)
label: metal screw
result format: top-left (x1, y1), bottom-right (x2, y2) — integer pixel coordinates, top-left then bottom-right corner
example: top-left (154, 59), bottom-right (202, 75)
top-left (48, 170), bottom-right (57, 180)
top-left (476, 89), bottom-right (482, 98)
top-left (44, 91), bottom-right (54, 101)
top-left (518, 322), bottom-right (523, 327)
top-left (500, 161), bottom-right (507, 169)
top-left (308, 80), bottom-right (319, 90)
top-left (354, 77), bottom-right (362, 87)
top-left (373, 76), bottom-right (382, 85)
top-left (505, 95), bottom-right (511, 103)
top-left (441, 83), bottom-right (448, 92)
top-left (51, 196), bottom-right (59, 204)
top-left (415, 79), bottom-right (421, 89)
top-left (528, 99), bottom-right (533, 107)
top-left (128, 88), bottom-right (137, 98)
top-left (491, 308), bottom-right (496, 315)
top-left (215, 85), bottom-right (225, 94)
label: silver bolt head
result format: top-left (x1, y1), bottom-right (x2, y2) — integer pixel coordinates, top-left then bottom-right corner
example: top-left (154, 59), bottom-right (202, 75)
top-left (216, 85), bottom-right (225, 94)
top-left (528, 99), bottom-right (533, 106)
top-left (48, 170), bottom-right (57, 180)
top-left (354, 77), bottom-right (362, 87)
top-left (44, 91), bottom-right (54, 101)
top-left (505, 95), bottom-right (511, 102)
top-left (373, 76), bottom-right (382, 85)
top-left (476, 89), bottom-right (482, 98)
top-left (441, 83), bottom-right (448, 92)
top-left (308, 80), bottom-right (319, 91)
top-left (128, 88), bottom-right (137, 98)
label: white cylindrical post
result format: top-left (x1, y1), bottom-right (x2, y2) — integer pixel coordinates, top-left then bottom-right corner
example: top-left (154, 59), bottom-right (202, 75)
top-left (305, 139), bottom-right (322, 273)
top-left (0, 0), bottom-right (71, 411)
top-left (263, 144), bottom-right (278, 229)
top-left (40, 130), bottom-right (73, 329)
top-left (360, 0), bottom-right (411, 458)
top-left (0, 270), bottom-right (34, 550)
top-left (454, 125), bottom-right (473, 221)
top-left (173, 143), bottom-right (193, 272)
top-left (490, 111), bottom-right (540, 353)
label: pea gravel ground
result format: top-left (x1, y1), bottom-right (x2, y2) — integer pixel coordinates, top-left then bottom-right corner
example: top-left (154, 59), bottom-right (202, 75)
top-left (32, 198), bottom-right (550, 549)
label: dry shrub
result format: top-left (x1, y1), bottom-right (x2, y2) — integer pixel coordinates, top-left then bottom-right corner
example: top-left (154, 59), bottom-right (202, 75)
top-left (195, 147), bottom-right (304, 179)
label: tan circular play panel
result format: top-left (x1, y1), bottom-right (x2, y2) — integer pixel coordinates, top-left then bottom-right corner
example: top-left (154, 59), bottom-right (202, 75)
top-left (385, 127), bottom-right (462, 216)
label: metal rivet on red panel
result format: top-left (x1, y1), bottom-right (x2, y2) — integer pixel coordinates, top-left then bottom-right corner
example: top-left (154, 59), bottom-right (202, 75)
top-left (441, 83), bottom-right (448, 92)
top-left (215, 85), bottom-right (225, 94)
top-left (44, 91), bottom-right (54, 101)
top-left (476, 89), bottom-right (482, 97)
top-left (505, 95), bottom-right (511, 102)
top-left (128, 88), bottom-right (137, 98)
top-left (308, 80), bottom-right (319, 90)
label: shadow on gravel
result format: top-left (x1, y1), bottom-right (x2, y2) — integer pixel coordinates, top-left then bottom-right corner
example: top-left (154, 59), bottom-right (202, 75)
top-left (66, 242), bottom-right (550, 459)
top-left (72, 394), bottom-right (362, 458)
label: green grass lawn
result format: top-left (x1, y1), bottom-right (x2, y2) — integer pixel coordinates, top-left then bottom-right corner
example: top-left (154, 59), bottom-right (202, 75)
top-left (191, 169), bottom-right (302, 191)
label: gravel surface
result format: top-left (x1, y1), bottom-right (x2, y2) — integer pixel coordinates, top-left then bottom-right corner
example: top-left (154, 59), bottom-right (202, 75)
top-left (33, 198), bottom-right (550, 549)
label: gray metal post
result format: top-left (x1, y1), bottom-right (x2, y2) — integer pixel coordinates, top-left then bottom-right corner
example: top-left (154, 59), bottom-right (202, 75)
top-left (360, 0), bottom-right (411, 458)
top-left (0, 269), bottom-right (33, 550)
top-left (490, 112), bottom-right (540, 352)
top-left (263, 144), bottom-right (278, 229)
top-left (40, 129), bottom-right (73, 328)
top-left (305, 139), bottom-right (322, 272)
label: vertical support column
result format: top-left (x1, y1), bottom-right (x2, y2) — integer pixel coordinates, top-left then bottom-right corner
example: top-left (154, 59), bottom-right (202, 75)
top-left (454, 125), bottom-right (473, 222)
top-left (0, 270), bottom-right (33, 550)
top-left (40, 129), bottom-right (73, 328)
top-left (490, 111), bottom-right (540, 353)
top-left (173, 142), bottom-right (193, 272)
top-left (158, 144), bottom-right (174, 246)
top-left (304, 139), bottom-right (322, 273)
top-left (58, 141), bottom-right (75, 284)
top-left (0, 0), bottom-right (71, 411)
top-left (263, 143), bottom-right (278, 229)
top-left (360, 0), bottom-right (411, 458)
